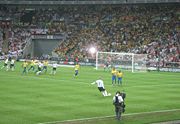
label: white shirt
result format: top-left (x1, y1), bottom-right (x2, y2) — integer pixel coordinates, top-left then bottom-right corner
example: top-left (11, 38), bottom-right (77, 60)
top-left (5, 59), bottom-right (8, 64)
top-left (11, 59), bottom-right (15, 64)
top-left (38, 63), bottom-right (44, 68)
top-left (52, 63), bottom-right (58, 68)
top-left (113, 95), bottom-right (123, 103)
top-left (95, 79), bottom-right (105, 88)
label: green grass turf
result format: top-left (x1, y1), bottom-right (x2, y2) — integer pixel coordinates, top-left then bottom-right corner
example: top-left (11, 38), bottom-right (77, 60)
top-left (0, 61), bottom-right (180, 124)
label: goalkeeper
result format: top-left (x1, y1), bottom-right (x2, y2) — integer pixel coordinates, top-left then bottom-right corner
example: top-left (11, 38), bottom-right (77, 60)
top-left (91, 77), bottom-right (111, 97)
top-left (104, 62), bottom-right (111, 71)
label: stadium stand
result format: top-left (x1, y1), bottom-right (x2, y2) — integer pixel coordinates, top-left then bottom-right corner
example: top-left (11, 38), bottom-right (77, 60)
top-left (0, 29), bottom-right (3, 56)
top-left (0, 4), bottom-right (179, 67)
top-left (51, 5), bottom-right (179, 67)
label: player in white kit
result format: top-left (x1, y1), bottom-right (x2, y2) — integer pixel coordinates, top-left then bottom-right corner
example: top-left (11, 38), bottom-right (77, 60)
top-left (91, 77), bottom-right (111, 97)
top-left (9, 58), bottom-right (15, 71)
top-left (36, 61), bottom-right (44, 75)
top-left (50, 63), bottom-right (58, 75)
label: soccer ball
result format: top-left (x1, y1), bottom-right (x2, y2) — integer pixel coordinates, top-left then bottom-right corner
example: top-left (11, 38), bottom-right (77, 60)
top-left (108, 93), bottom-right (111, 96)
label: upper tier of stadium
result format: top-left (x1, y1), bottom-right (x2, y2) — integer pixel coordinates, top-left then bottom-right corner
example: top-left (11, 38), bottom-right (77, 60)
top-left (0, 3), bottom-right (179, 67)
top-left (0, 0), bottom-right (179, 5)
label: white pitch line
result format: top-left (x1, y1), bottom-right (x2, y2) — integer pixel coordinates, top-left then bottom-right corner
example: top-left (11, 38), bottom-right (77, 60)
top-left (38, 108), bottom-right (180, 124)
top-left (0, 73), bottom-right (180, 88)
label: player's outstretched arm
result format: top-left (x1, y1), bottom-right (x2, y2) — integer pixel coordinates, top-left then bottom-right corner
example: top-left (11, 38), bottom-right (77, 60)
top-left (91, 82), bottom-right (96, 85)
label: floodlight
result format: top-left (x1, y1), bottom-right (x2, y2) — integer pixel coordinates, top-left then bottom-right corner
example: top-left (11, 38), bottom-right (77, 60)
top-left (89, 47), bottom-right (96, 54)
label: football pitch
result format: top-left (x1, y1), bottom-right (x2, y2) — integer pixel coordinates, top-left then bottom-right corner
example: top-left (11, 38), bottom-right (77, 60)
top-left (0, 62), bottom-right (180, 124)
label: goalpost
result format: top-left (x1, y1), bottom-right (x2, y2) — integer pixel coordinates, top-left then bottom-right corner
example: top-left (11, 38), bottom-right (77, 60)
top-left (96, 52), bottom-right (147, 72)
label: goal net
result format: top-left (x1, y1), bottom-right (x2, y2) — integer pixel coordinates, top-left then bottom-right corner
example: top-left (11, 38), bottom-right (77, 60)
top-left (96, 52), bottom-right (147, 72)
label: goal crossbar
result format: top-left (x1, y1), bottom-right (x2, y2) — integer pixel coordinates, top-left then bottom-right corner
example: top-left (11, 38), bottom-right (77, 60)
top-left (96, 51), bottom-right (147, 72)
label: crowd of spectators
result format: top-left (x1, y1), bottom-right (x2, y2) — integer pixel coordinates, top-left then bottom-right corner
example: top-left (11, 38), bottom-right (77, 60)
top-left (8, 28), bottom-right (31, 56)
top-left (52, 4), bottom-right (179, 67)
top-left (0, 4), bottom-right (179, 67)
top-left (1, 0), bottom-right (128, 2)
top-left (0, 29), bottom-right (3, 56)
top-left (0, 6), bottom-right (31, 57)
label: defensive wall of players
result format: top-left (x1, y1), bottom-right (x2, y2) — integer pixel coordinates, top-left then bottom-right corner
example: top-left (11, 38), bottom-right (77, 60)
top-left (17, 59), bottom-right (180, 72)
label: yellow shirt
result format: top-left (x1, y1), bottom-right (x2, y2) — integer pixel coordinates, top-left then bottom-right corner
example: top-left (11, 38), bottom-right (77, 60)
top-left (34, 60), bottom-right (39, 65)
top-left (117, 72), bottom-right (123, 78)
top-left (75, 64), bottom-right (80, 71)
top-left (22, 62), bottom-right (28, 68)
top-left (43, 61), bottom-right (48, 66)
top-left (111, 69), bottom-right (117, 76)
top-left (30, 60), bottom-right (35, 66)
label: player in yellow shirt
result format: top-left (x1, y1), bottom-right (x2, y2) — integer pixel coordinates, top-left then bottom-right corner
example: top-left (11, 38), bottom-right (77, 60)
top-left (111, 67), bottom-right (117, 85)
top-left (28, 59), bottom-right (35, 72)
top-left (74, 63), bottom-right (80, 77)
top-left (22, 60), bottom-right (28, 75)
top-left (42, 60), bottom-right (48, 73)
top-left (117, 70), bottom-right (123, 85)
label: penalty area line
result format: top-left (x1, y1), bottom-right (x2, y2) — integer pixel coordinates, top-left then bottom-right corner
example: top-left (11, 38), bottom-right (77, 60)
top-left (38, 108), bottom-right (180, 124)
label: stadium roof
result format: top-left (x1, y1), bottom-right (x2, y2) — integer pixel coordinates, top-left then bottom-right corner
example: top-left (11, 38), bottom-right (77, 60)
top-left (0, 0), bottom-right (179, 5)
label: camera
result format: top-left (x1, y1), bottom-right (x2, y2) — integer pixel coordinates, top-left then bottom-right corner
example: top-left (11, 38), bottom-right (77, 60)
top-left (120, 92), bottom-right (126, 113)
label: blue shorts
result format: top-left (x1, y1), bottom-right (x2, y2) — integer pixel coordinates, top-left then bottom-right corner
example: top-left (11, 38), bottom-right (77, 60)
top-left (75, 70), bottom-right (78, 74)
top-left (43, 66), bottom-right (47, 69)
top-left (112, 75), bottom-right (116, 81)
top-left (118, 77), bottom-right (122, 81)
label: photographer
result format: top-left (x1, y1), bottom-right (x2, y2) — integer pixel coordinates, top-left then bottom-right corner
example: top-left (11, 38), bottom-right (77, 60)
top-left (113, 91), bottom-right (124, 120)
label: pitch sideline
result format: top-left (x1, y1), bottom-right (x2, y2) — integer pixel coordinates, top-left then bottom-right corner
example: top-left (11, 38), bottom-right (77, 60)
top-left (38, 108), bottom-right (180, 124)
